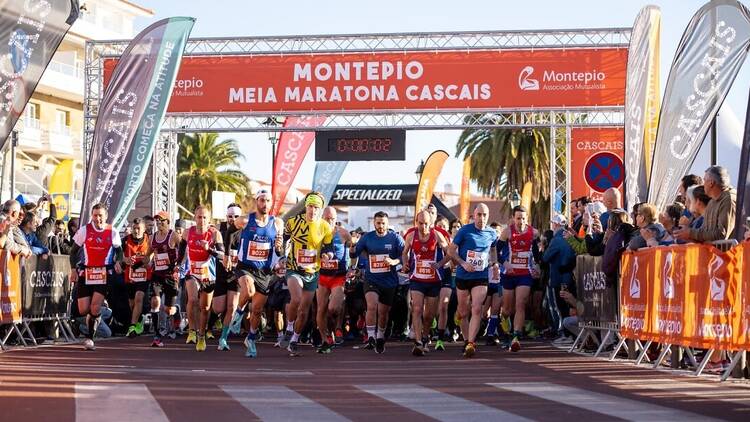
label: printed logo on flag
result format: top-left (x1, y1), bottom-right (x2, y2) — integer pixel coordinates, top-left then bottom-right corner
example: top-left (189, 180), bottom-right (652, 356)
top-left (518, 66), bottom-right (539, 91)
top-left (629, 257), bottom-right (641, 299)
top-left (663, 252), bottom-right (674, 299)
top-left (709, 255), bottom-right (726, 302)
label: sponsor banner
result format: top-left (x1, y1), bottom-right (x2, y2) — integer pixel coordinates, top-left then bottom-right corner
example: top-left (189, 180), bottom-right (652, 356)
top-left (103, 48), bottom-right (627, 113)
top-left (270, 116), bottom-right (326, 216)
top-left (570, 127), bottom-right (624, 201)
top-left (0, 249), bottom-right (22, 324)
top-left (330, 184), bottom-right (416, 206)
top-left (574, 254), bottom-right (618, 325)
top-left (21, 254), bottom-right (71, 318)
top-left (81, 17), bottom-right (194, 227)
top-left (50, 192), bottom-right (70, 222)
top-left (0, 0), bottom-right (78, 151)
top-left (624, 5), bottom-right (661, 209)
top-left (648, 0), bottom-right (750, 212)
top-left (312, 161), bottom-right (348, 205)
top-left (415, 150), bottom-right (449, 219)
top-left (459, 157), bottom-right (471, 224)
top-left (620, 243), bottom-right (747, 350)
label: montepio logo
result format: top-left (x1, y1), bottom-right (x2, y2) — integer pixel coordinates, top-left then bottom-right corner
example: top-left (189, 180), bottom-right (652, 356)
top-left (518, 66), bottom-right (606, 91)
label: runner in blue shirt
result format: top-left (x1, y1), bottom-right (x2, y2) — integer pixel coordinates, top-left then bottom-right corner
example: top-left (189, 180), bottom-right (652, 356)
top-left (448, 203), bottom-right (499, 358)
top-left (350, 211), bottom-right (404, 354)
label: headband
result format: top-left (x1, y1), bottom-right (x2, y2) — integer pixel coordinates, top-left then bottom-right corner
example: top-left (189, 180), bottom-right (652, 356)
top-left (255, 190), bottom-right (270, 200)
top-left (305, 193), bottom-right (324, 208)
top-left (227, 206), bottom-right (242, 217)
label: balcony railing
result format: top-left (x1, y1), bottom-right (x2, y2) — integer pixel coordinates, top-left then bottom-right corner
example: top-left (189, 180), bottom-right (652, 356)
top-left (48, 60), bottom-right (84, 79)
top-left (24, 117), bottom-right (41, 129)
top-left (52, 125), bottom-right (72, 136)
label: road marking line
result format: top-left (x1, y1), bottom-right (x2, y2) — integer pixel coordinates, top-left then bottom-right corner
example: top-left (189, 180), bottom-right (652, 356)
top-left (488, 382), bottom-right (720, 422)
top-left (75, 383), bottom-right (168, 422)
top-left (356, 384), bottom-right (532, 422)
top-left (220, 385), bottom-right (350, 422)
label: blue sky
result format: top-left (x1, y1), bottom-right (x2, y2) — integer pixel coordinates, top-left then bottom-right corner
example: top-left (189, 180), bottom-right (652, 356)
top-left (132, 0), bottom-right (750, 194)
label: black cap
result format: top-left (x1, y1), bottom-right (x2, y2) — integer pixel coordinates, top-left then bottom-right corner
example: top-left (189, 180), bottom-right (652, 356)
top-left (174, 219), bottom-right (187, 229)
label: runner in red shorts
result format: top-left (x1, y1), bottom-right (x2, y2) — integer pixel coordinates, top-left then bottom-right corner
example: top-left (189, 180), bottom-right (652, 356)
top-left (316, 206), bottom-right (352, 353)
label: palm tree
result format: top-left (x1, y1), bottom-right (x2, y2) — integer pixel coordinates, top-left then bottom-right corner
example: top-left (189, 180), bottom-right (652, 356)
top-left (177, 132), bottom-right (249, 215)
top-left (456, 114), bottom-right (555, 229)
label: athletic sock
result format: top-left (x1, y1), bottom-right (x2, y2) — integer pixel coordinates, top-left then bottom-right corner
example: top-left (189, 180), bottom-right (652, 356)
top-left (220, 326), bottom-right (230, 341)
top-left (247, 328), bottom-right (257, 341)
top-left (291, 332), bottom-right (300, 343)
top-left (487, 315), bottom-right (499, 337)
top-left (376, 326), bottom-right (385, 340)
top-left (286, 321), bottom-right (295, 333)
top-left (87, 314), bottom-right (101, 340)
top-left (151, 311), bottom-right (160, 335)
top-left (437, 330), bottom-right (445, 341)
top-left (366, 325), bottom-right (376, 339)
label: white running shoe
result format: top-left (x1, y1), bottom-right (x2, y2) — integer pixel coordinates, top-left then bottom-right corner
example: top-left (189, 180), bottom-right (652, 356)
top-left (83, 339), bottom-right (95, 351)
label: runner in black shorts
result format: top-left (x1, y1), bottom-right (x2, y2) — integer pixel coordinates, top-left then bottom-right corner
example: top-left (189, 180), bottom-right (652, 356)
top-left (69, 203), bottom-right (123, 351)
top-left (150, 211), bottom-right (182, 347)
top-left (213, 204), bottom-right (243, 351)
top-left (123, 218), bottom-right (151, 339)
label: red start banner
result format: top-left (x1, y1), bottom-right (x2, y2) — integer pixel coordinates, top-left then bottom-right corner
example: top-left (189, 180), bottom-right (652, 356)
top-left (570, 127), bottom-right (625, 201)
top-left (103, 48), bottom-right (627, 113)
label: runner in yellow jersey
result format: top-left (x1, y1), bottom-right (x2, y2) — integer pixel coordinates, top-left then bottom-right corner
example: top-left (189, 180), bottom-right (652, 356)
top-left (275, 191), bottom-right (335, 356)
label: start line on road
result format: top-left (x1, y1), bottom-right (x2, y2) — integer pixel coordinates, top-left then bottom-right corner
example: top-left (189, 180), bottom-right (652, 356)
top-left (2, 337), bottom-right (750, 422)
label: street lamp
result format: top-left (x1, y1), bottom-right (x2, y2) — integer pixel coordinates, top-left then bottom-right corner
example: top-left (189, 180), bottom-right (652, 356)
top-left (510, 188), bottom-right (521, 208)
top-left (415, 160), bottom-right (425, 181)
top-left (262, 116), bottom-right (284, 180)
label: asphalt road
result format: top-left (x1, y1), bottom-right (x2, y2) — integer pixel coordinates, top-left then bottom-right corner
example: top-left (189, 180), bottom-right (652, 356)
top-left (1, 336), bottom-right (749, 421)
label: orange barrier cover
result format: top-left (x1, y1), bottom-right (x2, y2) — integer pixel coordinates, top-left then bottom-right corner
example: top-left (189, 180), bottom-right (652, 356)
top-left (0, 249), bottom-right (22, 324)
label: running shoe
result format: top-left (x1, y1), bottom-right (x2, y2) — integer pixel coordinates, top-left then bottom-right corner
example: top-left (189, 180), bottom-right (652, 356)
top-left (126, 325), bottom-right (137, 338)
top-left (218, 338), bottom-right (230, 351)
top-left (412, 343), bottom-right (425, 357)
top-left (214, 319), bottom-right (223, 331)
top-left (485, 335), bottom-right (499, 346)
top-left (364, 336), bottom-right (376, 350)
top-left (229, 311), bottom-right (243, 335)
top-left (185, 329), bottom-right (197, 344)
top-left (134, 321), bottom-right (144, 335)
top-left (510, 336), bottom-right (521, 352)
top-left (167, 331), bottom-right (177, 340)
top-left (434, 339), bottom-right (445, 351)
top-left (375, 338), bottom-right (386, 354)
top-left (287, 341), bottom-right (300, 356)
top-left (500, 317), bottom-right (511, 335)
top-left (317, 341), bottom-right (333, 354)
top-left (206, 330), bottom-right (215, 340)
top-left (151, 338), bottom-right (164, 348)
top-left (279, 330), bottom-right (292, 348)
top-left (335, 329), bottom-right (345, 345)
top-left (196, 335), bottom-right (207, 352)
top-left (463, 341), bottom-right (476, 358)
top-left (245, 338), bottom-right (257, 358)
top-left (82, 338), bottom-right (95, 351)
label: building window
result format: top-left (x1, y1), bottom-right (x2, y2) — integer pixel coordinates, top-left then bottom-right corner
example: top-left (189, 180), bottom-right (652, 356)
top-left (25, 103), bottom-right (40, 128)
top-left (55, 109), bottom-right (71, 134)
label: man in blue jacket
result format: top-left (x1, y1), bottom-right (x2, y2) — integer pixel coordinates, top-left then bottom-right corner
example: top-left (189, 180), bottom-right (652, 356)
top-left (20, 211), bottom-right (49, 256)
top-left (541, 213), bottom-right (576, 340)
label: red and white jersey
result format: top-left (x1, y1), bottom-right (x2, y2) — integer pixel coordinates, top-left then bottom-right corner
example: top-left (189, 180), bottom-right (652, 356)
top-left (507, 224), bottom-right (534, 276)
top-left (73, 223), bottom-right (121, 267)
top-left (185, 227), bottom-right (217, 281)
top-left (409, 229), bottom-right (442, 283)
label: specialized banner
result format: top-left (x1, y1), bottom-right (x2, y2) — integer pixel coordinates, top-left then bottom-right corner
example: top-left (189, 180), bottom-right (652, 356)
top-left (104, 48), bottom-right (627, 113)
top-left (312, 161), bottom-right (348, 205)
top-left (0, 249), bottom-right (22, 324)
top-left (81, 17), bottom-right (195, 226)
top-left (270, 116), bottom-right (326, 216)
top-left (0, 0), bottom-right (79, 151)
top-left (415, 151), bottom-right (449, 218)
top-left (574, 255), bottom-right (618, 325)
top-left (624, 5), bottom-right (661, 209)
top-left (620, 244), bottom-right (746, 350)
top-left (570, 127), bottom-right (624, 201)
top-left (459, 157), bottom-right (471, 224)
top-left (648, 0), bottom-right (750, 212)
top-left (21, 254), bottom-right (71, 318)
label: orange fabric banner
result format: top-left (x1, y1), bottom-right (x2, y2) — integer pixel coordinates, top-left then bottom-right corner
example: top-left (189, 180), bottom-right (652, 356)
top-left (0, 249), bottom-right (22, 324)
top-left (620, 243), bottom-right (748, 350)
top-left (459, 157), bottom-right (471, 224)
top-left (570, 127), bottom-right (624, 202)
top-left (104, 48), bottom-right (627, 113)
top-left (415, 150), bottom-right (449, 219)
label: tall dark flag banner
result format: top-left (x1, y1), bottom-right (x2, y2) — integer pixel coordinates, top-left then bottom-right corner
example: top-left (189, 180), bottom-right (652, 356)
top-left (312, 161), bottom-right (348, 205)
top-left (81, 17), bottom-right (195, 226)
top-left (736, 88), bottom-right (750, 240)
top-left (0, 0), bottom-right (79, 151)
top-left (624, 5), bottom-right (660, 209)
top-left (648, 0), bottom-right (750, 212)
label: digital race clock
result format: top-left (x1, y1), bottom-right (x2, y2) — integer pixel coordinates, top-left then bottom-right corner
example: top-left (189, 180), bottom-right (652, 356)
top-left (315, 129), bottom-right (406, 161)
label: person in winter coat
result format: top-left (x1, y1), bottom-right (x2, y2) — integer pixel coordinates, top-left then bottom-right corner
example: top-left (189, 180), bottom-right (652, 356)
top-left (541, 213), bottom-right (577, 337)
top-left (628, 203), bottom-right (669, 250)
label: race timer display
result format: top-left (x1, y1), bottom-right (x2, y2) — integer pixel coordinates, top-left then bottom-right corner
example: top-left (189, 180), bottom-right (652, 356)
top-left (315, 130), bottom-right (405, 161)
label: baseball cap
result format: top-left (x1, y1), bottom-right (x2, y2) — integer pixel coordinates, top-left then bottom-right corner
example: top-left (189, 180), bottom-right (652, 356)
top-left (154, 211), bottom-right (170, 221)
top-left (550, 213), bottom-right (568, 226)
top-left (255, 189), bottom-right (271, 200)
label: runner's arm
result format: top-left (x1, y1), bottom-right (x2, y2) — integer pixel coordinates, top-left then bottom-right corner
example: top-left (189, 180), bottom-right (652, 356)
top-left (434, 232), bottom-right (452, 268)
top-left (401, 232), bottom-right (413, 272)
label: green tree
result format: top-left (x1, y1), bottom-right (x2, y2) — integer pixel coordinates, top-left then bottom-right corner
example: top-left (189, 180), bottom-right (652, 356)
top-left (456, 114), bottom-right (555, 229)
top-left (177, 132), bottom-right (249, 215)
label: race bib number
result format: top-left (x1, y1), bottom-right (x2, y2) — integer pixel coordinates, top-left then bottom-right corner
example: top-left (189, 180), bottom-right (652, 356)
top-left (297, 249), bottom-right (317, 270)
top-left (414, 260), bottom-right (436, 280)
top-left (466, 250), bottom-right (488, 271)
top-left (247, 241), bottom-right (271, 262)
top-left (85, 267), bottom-right (107, 285)
top-left (154, 253), bottom-right (170, 271)
top-left (369, 254), bottom-right (390, 273)
top-left (321, 259), bottom-right (339, 270)
top-left (510, 251), bottom-right (531, 269)
top-left (129, 267), bottom-right (148, 283)
top-left (190, 261), bottom-right (210, 280)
